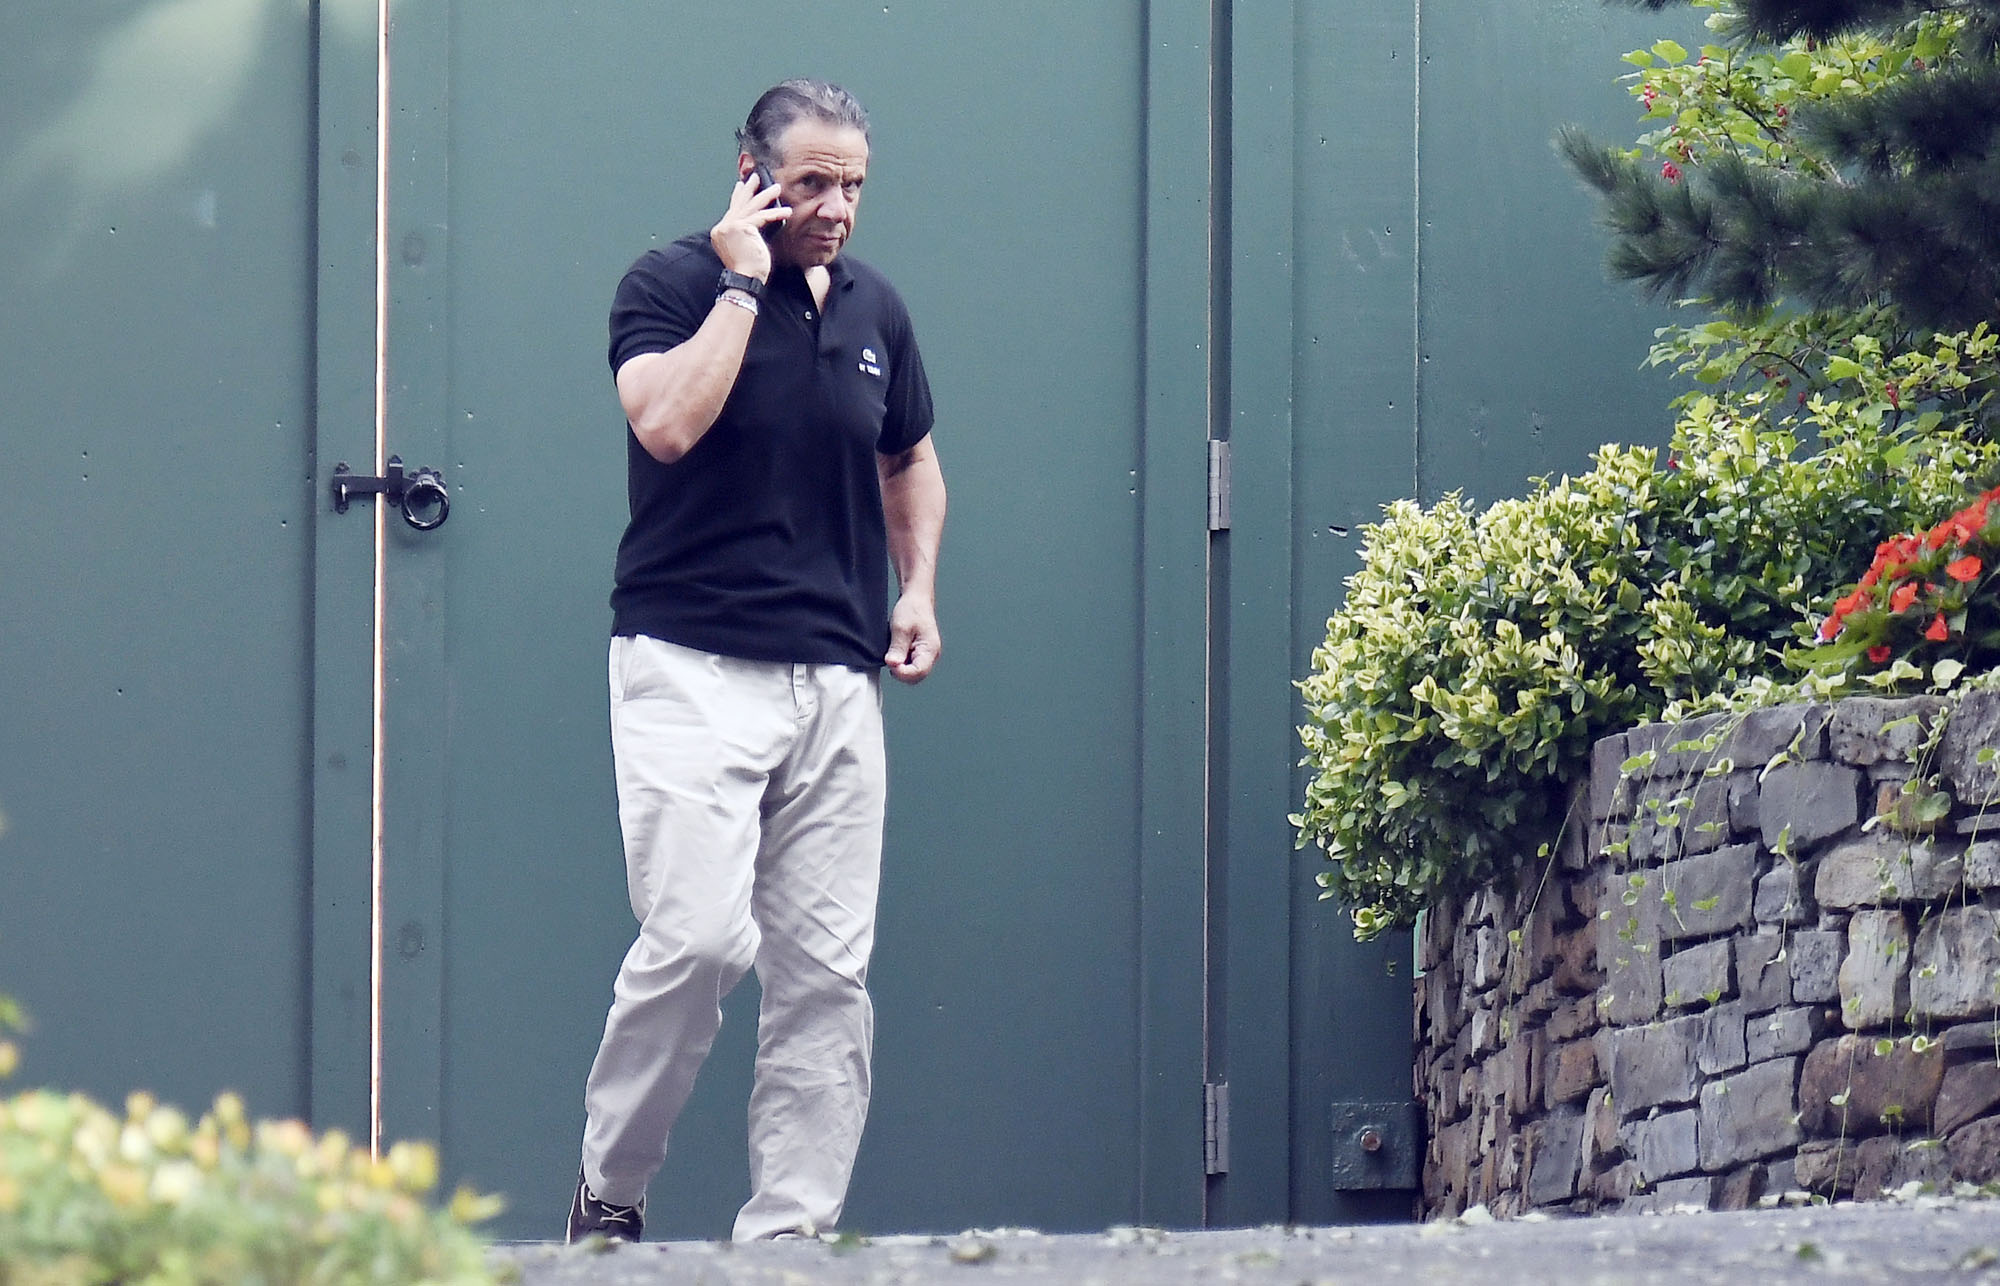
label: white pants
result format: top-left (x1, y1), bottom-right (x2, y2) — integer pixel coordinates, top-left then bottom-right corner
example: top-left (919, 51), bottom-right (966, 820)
top-left (581, 635), bottom-right (885, 1241)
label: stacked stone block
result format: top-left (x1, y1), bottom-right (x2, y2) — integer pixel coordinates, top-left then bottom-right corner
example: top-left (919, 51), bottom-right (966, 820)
top-left (1415, 693), bottom-right (2000, 1217)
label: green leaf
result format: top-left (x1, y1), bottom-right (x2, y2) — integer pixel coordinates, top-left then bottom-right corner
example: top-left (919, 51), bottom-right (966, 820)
top-left (1623, 50), bottom-right (1657, 69)
top-left (1826, 356), bottom-right (1864, 381)
top-left (1652, 39), bottom-right (1687, 64)
top-left (1911, 790), bottom-right (1954, 824)
top-left (1934, 658), bottom-right (1964, 689)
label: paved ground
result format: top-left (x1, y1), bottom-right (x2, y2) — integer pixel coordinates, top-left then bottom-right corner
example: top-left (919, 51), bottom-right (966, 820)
top-left (495, 1194), bottom-right (2000, 1284)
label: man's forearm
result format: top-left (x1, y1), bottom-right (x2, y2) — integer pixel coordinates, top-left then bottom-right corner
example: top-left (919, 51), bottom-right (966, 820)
top-left (616, 297), bottom-right (757, 463)
top-left (880, 441), bottom-right (945, 598)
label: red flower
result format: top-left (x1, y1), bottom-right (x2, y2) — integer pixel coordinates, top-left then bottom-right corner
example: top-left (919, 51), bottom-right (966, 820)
top-left (1948, 555), bottom-right (1983, 582)
top-left (1868, 645), bottom-right (1893, 664)
top-left (1926, 613), bottom-right (1950, 642)
top-left (1662, 161), bottom-right (1683, 184)
top-left (1931, 504), bottom-right (1986, 548)
top-left (1890, 581), bottom-right (1919, 613)
top-left (1819, 615), bottom-right (1842, 642)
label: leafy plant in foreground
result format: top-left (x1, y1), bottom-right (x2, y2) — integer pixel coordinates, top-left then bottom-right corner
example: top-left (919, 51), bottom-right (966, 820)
top-left (0, 1088), bottom-right (502, 1285)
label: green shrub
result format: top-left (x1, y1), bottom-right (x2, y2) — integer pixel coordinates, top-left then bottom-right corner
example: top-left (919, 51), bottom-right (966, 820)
top-left (1295, 401), bottom-right (1999, 939)
top-left (0, 815), bottom-right (501, 1283)
top-left (0, 1087), bottom-right (500, 1285)
top-left (1297, 2), bottom-right (2000, 940)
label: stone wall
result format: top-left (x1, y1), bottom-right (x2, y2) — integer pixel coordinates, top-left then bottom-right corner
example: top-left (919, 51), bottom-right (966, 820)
top-left (1415, 693), bottom-right (2000, 1217)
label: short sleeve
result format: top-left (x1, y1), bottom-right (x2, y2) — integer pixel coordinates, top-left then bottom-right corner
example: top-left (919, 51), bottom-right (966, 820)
top-left (876, 303), bottom-right (935, 456)
top-left (608, 248), bottom-right (710, 374)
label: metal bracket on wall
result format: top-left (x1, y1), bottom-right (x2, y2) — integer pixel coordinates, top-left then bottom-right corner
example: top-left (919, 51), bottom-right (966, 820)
top-left (1328, 1100), bottom-right (1421, 1191)
top-left (330, 456), bottom-right (451, 531)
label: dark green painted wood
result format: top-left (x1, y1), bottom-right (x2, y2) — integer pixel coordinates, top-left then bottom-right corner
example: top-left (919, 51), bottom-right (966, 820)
top-left (313, 0), bottom-right (388, 1147)
top-left (1218, 0), bottom-right (1299, 1228)
top-left (395, 0), bottom-right (1204, 1239)
top-left (1139, 0), bottom-right (1217, 1228)
top-left (376, 0), bottom-right (455, 1154)
top-left (0, 1), bottom-right (317, 1118)
top-left (1414, 3), bottom-right (1699, 502)
top-left (1289, 0), bottom-right (1425, 1226)
top-left (1278, 0), bottom-right (1712, 1222)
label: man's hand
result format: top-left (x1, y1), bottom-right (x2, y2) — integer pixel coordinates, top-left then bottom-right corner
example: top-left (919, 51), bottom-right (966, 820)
top-left (885, 593), bottom-right (940, 684)
top-left (878, 438), bottom-right (945, 684)
top-left (710, 171), bottom-right (787, 281)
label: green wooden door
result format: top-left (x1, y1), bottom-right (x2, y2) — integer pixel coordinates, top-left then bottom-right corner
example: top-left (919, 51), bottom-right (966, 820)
top-left (0, 1), bottom-right (323, 1119)
top-left (1, 0), bottom-right (1703, 1240)
top-left (369, 0), bottom-right (1214, 1239)
top-left (1257, 0), bottom-right (1703, 1223)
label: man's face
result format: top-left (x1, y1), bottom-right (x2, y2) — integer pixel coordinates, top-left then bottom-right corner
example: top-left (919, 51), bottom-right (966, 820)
top-left (753, 118), bottom-right (869, 269)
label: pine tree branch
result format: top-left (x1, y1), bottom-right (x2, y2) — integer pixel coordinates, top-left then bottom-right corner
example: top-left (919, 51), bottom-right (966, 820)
top-left (1576, 1), bottom-right (2000, 326)
top-left (1605, 0), bottom-right (2000, 50)
top-left (1800, 63), bottom-right (2000, 175)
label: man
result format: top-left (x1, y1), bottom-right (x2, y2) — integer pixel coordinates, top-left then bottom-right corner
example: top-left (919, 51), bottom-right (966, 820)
top-left (569, 79), bottom-right (946, 1245)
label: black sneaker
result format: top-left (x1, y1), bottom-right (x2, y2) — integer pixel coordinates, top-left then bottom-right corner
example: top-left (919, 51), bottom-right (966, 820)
top-left (566, 1169), bottom-right (644, 1244)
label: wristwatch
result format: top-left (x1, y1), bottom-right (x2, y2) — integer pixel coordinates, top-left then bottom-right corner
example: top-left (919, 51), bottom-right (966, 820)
top-left (716, 269), bottom-right (765, 300)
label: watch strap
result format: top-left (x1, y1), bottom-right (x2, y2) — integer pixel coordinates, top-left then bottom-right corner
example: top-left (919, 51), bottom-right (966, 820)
top-left (717, 269), bottom-right (765, 300)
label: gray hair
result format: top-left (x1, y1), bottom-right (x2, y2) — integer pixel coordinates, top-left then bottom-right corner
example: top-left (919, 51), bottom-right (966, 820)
top-left (736, 79), bottom-right (871, 168)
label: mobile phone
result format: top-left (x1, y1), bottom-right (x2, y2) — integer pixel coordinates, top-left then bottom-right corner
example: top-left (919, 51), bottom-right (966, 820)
top-left (751, 164), bottom-right (782, 241)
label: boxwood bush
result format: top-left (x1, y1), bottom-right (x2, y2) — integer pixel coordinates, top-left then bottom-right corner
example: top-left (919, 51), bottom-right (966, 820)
top-left (1295, 394), bottom-right (1998, 938)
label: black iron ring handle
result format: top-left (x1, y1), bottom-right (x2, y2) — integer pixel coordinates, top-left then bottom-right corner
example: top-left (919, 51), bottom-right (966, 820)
top-left (401, 470), bottom-right (450, 531)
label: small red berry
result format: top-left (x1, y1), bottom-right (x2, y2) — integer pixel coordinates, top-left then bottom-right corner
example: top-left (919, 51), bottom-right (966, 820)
top-left (1662, 161), bottom-right (1683, 183)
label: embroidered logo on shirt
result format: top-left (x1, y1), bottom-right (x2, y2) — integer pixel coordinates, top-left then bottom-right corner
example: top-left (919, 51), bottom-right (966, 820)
top-left (858, 346), bottom-right (883, 378)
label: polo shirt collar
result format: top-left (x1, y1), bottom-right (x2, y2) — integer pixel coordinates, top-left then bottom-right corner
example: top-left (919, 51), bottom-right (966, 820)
top-left (770, 256), bottom-right (855, 300)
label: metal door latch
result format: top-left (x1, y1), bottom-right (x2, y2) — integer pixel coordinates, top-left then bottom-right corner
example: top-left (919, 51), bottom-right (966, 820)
top-left (330, 456), bottom-right (450, 530)
top-left (1328, 1100), bottom-right (1422, 1191)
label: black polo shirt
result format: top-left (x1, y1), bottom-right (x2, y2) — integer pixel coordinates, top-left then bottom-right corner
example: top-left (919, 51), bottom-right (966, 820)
top-left (607, 233), bottom-right (934, 669)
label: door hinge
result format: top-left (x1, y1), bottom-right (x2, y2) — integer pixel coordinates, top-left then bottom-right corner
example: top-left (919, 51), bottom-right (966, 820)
top-left (1206, 439), bottom-right (1231, 532)
top-left (1203, 1081), bottom-right (1231, 1175)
